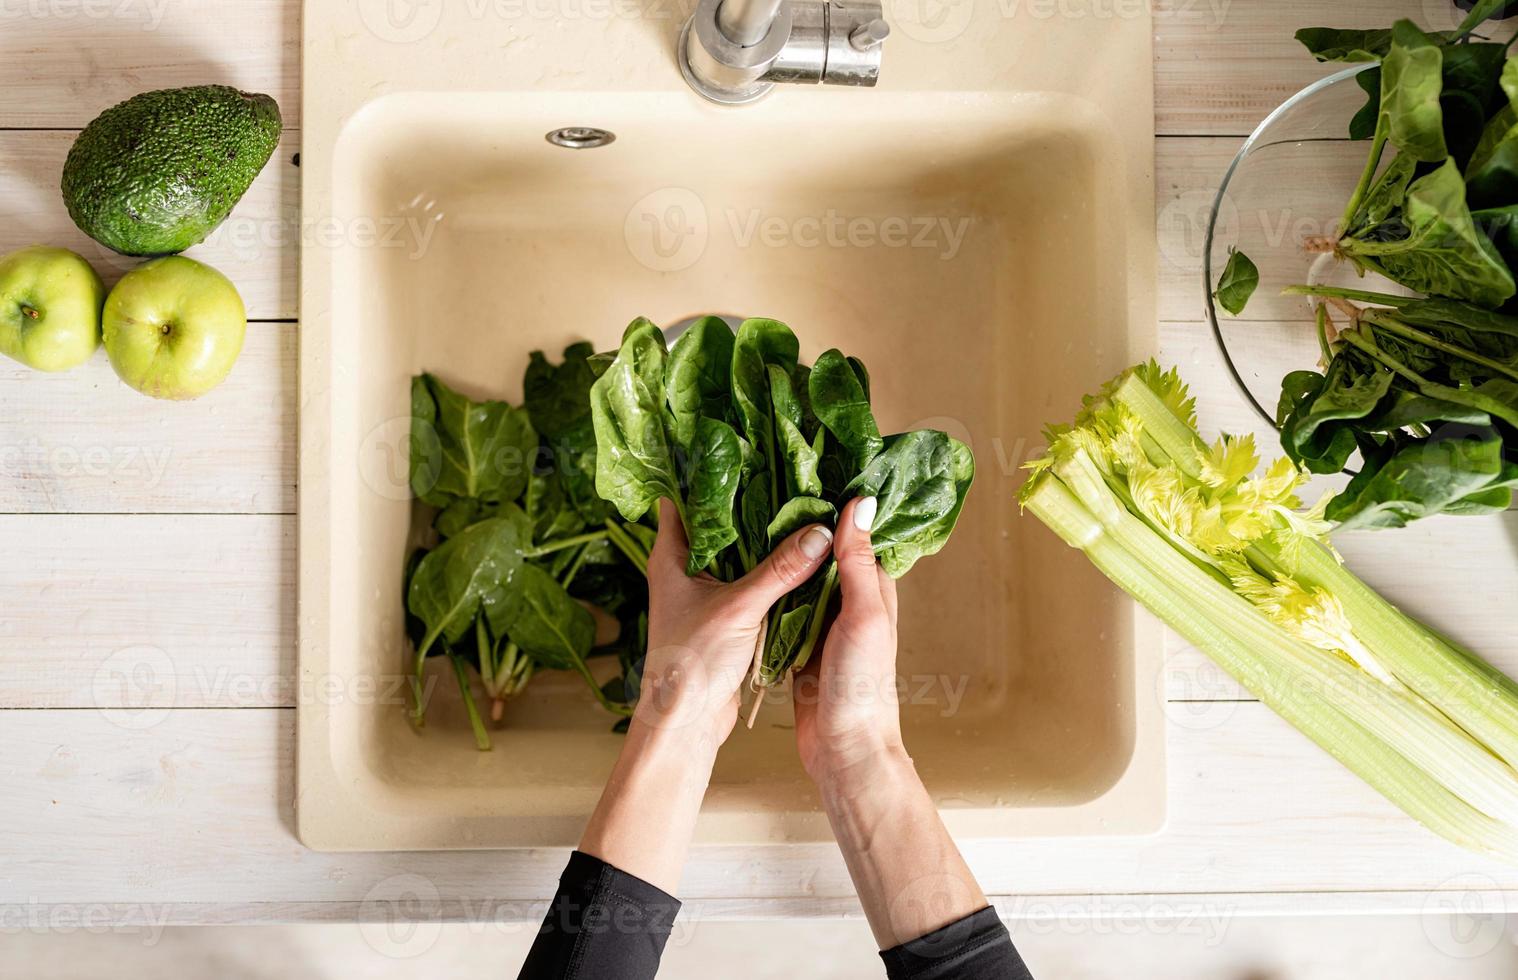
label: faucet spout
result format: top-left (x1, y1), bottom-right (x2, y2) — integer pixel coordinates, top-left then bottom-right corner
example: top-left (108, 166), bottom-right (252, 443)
top-left (716, 0), bottom-right (785, 46)
top-left (679, 0), bottom-right (887, 105)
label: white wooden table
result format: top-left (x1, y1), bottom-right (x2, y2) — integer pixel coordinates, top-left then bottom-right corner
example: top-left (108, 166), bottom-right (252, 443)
top-left (4, 0), bottom-right (1518, 926)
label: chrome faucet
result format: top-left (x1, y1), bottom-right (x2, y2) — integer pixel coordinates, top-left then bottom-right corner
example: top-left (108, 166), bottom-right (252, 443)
top-left (679, 0), bottom-right (889, 105)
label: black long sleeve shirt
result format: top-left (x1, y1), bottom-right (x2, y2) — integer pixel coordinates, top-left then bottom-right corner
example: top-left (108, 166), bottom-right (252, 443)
top-left (518, 851), bottom-right (1033, 979)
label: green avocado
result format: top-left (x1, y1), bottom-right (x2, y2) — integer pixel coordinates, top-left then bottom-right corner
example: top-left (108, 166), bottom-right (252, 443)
top-left (61, 85), bottom-right (282, 257)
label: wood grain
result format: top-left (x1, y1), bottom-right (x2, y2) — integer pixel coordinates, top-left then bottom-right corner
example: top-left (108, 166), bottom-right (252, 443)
top-left (0, 0), bottom-right (299, 129)
top-left (3, 704), bottom-right (1516, 910)
top-left (0, 325), bottom-right (295, 514)
top-left (0, 515), bottom-right (291, 709)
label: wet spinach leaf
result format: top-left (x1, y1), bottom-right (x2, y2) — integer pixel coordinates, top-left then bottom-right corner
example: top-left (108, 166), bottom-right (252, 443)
top-left (684, 416), bottom-right (743, 573)
top-left (768, 364), bottom-right (823, 498)
top-left (1344, 159), bottom-right (1515, 308)
top-left (845, 430), bottom-right (976, 577)
top-left (409, 373), bottom-right (537, 507)
top-left (590, 318), bottom-right (682, 522)
top-left (810, 348), bottom-right (883, 468)
top-left (666, 317), bottom-right (735, 451)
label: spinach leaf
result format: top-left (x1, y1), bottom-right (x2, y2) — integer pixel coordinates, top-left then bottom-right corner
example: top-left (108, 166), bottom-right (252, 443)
top-left (845, 430), bottom-right (974, 577)
top-left (1456, 0), bottom-right (1515, 37)
top-left (768, 364), bottom-right (823, 498)
top-left (1350, 153), bottom-right (1417, 236)
top-left (731, 318), bottom-right (800, 478)
top-left (1343, 159), bottom-right (1516, 308)
top-left (1213, 248), bottom-right (1260, 316)
top-left (1279, 358), bottom-right (1395, 474)
top-left (490, 562), bottom-right (595, 672)
top-left (810, 348), bottom-right (884, 468)
top-left (1439, 43), bottom-right (1507, 169)
top-left (766, 496), bottom-right (836, 546)
top-left (1276, 369), bottom-right (1362, 474)
top-left (590, 318), bottom-right (682, 522)
top-left (762, 604), bottom-right (815, 686)
top-left (524, 342), bottom-right (597, 442)
top-left (684, 416), bottom-right (743, 573)
top-left (1328, 432), bottom-right (1518, 530)
top-left (1379, 21), bottom-right (1448, 163)
top-left (1350, 67), bottom-right (1383, 142)
top-left (666, 317), bottom-right (735, 451)
top-left (407, 514), bottom-right (529, 660)
top-left (410, 373), bottom-right (537, 507)
top-left (525, 466), bottom-right (586, 543)
top-left (738, 480), bottom-right (772, 570)
top-left (1295, 28), bottom-right (1401, 64)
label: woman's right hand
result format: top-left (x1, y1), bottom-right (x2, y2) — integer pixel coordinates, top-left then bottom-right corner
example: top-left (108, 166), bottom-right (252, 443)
top-left (793, 496), bottom-right (907, 785)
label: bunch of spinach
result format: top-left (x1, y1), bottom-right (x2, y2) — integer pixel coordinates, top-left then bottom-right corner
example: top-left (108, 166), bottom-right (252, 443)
top-left (1214, 7), bottom-right (1518, 529)
top-left (590, 316), bottom-right (974, 691)
top-left (406, 364), bottom-right (651, 750)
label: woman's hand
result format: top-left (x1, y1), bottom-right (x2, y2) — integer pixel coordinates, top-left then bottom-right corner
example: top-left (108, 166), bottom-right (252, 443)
top-left (636, 497), bottom-right (835, 747)
top-left (793, 496), bottom-right (907, 784)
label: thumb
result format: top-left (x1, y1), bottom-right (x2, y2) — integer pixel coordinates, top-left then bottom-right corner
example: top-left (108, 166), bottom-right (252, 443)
top-left (832, 497), bottom-right (886, 621)
top-left (729, 522), bottom-right (834, 618)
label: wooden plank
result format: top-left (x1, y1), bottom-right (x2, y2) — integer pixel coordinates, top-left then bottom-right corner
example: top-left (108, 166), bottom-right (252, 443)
top-left (1153, 0), bottom-right (1515, 137)
top-left (5, 704), bottom-right (1518, 907)
top-left (0, 324), bottom-right (294, 514)
top-left (0, 515), bottom-right (291, 709)
top-left (0, 0), bottom-right (298, 129)
top-left (0, 131), bottom-right (298, 321)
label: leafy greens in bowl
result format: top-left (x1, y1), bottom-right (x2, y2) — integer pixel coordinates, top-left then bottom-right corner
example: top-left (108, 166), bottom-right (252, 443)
top-left (1207, 6), bottom-right (1518, 530)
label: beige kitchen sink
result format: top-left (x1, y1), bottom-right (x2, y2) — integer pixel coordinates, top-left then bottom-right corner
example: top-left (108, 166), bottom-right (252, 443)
top-left (298, 2), bottom-right (1161, 850)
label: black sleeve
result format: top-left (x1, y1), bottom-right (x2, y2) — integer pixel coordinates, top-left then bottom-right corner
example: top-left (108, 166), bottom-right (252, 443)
top-left (517, 850), bottom-right (682, 980)
top-left (880, 906), bottom-right (1032, 979)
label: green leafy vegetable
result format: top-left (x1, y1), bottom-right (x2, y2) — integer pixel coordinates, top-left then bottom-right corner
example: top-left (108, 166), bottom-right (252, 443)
top-left (589, 315), bottom-right (975, 691)
top-left (409, 373), bottom-right (536, 507)
top-left (1213, 248), bottom-right (1260, 316)
top-left (1379, 21), bottom-right (1448, 163)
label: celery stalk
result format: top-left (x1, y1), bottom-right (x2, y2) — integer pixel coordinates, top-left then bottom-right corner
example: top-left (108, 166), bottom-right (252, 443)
top-left (1025, 476), bottom-right (1518, 860)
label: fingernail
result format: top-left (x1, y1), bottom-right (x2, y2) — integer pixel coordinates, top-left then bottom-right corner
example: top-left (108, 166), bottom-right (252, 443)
top-left (853, 496), bottom-right (877, 532)
top-left (800, 526), bottom-right (832, 559)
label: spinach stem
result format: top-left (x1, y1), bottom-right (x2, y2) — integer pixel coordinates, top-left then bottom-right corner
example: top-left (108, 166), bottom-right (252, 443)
top-left (603, 520), bottom-right (649, 575)
top-left (526, 529), bottom-right (608, 558)
top-left (568, 655), bottom-right (633, 717)
top-left (1339, 328), bottom-right (1432, 387)
top-left (476, 616), bottom-right (495, 693)
top-left (791, 562), bottom-right (838, 676)
top-left (1339, 119), bottom-right (1388, 238)
top-left (1283, 284), bottom-right (1416, 308)
top-left (559, 543), bottom-right (590, 590)
top-left (449, 652), bottom-right (492, 751)
top-left (1366, 313), bottom-right (1518, 382)
top-left (1315, 303), bottom-right (1332, 367)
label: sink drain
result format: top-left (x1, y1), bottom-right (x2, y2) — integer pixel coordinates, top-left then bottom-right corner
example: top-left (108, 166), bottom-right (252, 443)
top-left (544, 127), bottom-right (616, 149)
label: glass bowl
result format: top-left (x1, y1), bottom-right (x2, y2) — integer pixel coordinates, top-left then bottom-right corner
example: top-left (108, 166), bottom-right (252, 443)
top-left (1203, 66), bottom-right (1417, 428)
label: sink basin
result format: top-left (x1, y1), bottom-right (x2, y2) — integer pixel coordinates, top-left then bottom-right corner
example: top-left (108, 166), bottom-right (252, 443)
top-left (298, 6), bottom-right (1161, 850)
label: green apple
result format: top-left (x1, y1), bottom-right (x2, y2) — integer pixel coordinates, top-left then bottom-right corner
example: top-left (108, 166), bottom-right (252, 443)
top-left (0, 245), bottom-right (106, 371)
top-left (103, 256), bottom-right (246, 400)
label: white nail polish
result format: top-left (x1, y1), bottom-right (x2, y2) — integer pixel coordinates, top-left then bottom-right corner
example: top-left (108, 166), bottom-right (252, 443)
top-left (853, 496), bottom-right (877, 531)
top-left (800, 526), bottom-right (832, 559)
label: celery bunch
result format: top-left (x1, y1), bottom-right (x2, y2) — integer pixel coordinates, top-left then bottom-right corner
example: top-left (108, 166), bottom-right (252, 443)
top-left (1020, 362), bottom-right (1518, 861)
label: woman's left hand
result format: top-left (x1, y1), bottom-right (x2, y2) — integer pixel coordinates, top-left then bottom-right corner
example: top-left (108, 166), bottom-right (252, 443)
top-left (636, 498), bottom-right (835, 746)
